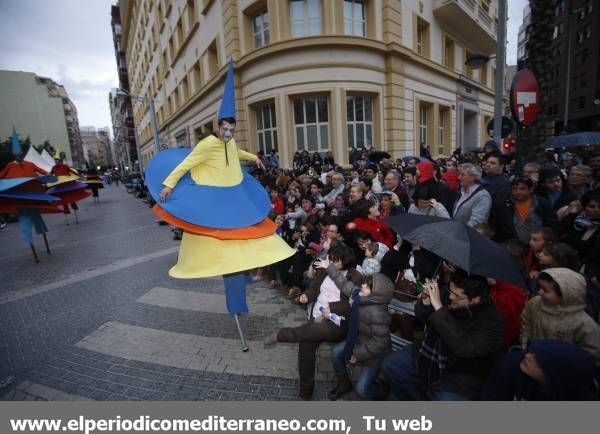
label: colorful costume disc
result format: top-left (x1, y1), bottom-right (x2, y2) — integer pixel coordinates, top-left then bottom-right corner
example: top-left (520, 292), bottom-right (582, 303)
top-left (146, 148), bottom-right (270, 229)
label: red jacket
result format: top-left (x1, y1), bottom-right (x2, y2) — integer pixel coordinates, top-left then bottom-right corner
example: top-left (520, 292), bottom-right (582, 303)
top-left (271, 196), bottom-right (285, 215)
top-left (346, 217), bottom-right (394, 247)
top-left (0, 161), bottom-right (47, 179)
top-left (51, 164), bottom-right (77, 176)
top-left (489, 281), bottom-right (528, 351)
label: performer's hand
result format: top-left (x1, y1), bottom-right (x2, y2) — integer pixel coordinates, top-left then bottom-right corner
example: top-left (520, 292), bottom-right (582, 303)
top-left (349, 355), bottom-right (357, 364)
top-left (321, 307), bottom-right (331, 319)
top-left (159, 186), bottom-right (172, 202)
top-left (255, 158), bottom-right (266, 171)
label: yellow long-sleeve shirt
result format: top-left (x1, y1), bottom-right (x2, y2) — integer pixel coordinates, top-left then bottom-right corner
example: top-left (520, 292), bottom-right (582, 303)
top-left (162, 135), bottom-right (257, 188)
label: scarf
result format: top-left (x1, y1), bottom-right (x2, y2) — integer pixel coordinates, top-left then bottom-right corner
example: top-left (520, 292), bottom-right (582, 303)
top-left (342, 287), bottom-right (377, 360)
top-left (416, 325), bottom-right (448, 389)
top-left (416, 304), bottom-right (475, 388)
top-left (574, 212), bottom-right (600, 231)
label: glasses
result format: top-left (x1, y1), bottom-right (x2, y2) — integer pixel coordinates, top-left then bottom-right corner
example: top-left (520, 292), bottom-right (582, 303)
top-left (448, 289), bottom-right (468, 300)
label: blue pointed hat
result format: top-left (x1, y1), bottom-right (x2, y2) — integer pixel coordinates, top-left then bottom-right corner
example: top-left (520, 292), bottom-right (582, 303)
top-left (218, 59), bottom-right (236, 121)
top-left (11, 127), bottom-right (22, 155)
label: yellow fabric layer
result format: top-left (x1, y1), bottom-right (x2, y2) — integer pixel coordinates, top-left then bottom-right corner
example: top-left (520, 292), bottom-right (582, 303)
top-left (46, 175), bottom-right (80, 187)
top-left (162, 135), bottom-right (257, 188)
top-left (168, 232), bottom-right (295, 279)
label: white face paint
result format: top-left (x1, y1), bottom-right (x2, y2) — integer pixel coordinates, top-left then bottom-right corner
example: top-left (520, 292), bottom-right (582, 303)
top-left (219, 121), bottom-right (236, 142)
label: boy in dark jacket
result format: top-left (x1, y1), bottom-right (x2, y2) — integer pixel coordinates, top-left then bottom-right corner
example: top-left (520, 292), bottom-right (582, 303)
top-left (482, 339), bottom-right (597, 400)
top-left (318, 268), bottom-right (394, 400)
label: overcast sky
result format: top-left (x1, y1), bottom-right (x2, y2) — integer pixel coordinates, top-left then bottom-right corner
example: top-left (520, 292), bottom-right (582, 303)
top-left (0, 0), bottom-right (527, 137)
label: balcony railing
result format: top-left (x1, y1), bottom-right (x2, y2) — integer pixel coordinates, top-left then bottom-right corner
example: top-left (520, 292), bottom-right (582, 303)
top-left (478, 6), bottom-right (492, 28)
top-left (433, 0), bottom-right (497, 53)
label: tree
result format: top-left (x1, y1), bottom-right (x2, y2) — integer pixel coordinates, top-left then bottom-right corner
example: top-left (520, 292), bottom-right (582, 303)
top-left (521, 0), bottom-right (555, 160)
top-left (0, 135), bottom-right (32, 169)
top-left (34, 140), bottom-right (56, 157)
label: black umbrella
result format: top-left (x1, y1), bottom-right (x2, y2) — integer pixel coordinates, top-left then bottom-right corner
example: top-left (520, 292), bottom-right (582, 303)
top-left (369, 151), bottom-right (392, 163)
top-left (384, 214), bottom-right (526, 288)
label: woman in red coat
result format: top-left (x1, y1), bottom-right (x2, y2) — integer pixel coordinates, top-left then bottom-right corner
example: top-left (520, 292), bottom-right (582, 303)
top-left (345, 200), bottom-right (394, 247)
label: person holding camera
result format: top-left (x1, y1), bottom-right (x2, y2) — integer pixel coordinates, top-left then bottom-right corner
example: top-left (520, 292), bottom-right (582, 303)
top-left (263, 244), bottom-right (363, 400)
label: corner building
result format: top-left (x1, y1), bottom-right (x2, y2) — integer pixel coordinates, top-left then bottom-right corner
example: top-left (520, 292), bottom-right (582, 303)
top-left (120, 0), bottom-right (500, 168)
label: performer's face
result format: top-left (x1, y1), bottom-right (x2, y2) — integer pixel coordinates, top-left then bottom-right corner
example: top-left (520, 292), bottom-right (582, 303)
top-left (219, 121), bottom-right (235, 142)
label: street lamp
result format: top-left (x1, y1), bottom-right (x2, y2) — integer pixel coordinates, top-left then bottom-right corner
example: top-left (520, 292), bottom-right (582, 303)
top-left (465, 0), bottom-right (507, 148)
top-left (116, 88), bottom-right (160, 154)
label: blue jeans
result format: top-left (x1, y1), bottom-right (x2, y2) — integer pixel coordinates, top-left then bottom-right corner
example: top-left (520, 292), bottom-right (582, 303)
top-left (331, 341), bottom-right (383, 399)
top-left (381, 344), bottom-right (466, 401)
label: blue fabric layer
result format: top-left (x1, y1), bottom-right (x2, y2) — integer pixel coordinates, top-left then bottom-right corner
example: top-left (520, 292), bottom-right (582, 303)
top-left (145, 148), bottom-right (270, 229)
top-left (17, 208), bottom-right (47, 244)
top-left (0, 191), bottom-right (59, 201)
top-left (0, 176), bottom-right (56, 192)
top-left (223, 272), bottom-right (252, 315)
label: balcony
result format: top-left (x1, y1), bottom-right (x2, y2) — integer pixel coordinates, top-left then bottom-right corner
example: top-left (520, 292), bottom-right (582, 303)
top-left (433, 0), bottom-right (497, 54)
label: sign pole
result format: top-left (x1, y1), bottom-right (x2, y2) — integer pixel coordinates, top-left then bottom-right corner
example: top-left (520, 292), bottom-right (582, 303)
top-left (516, 124), bottom-right (523, 176)
top-left (509, 68), bottom-right (540, 174)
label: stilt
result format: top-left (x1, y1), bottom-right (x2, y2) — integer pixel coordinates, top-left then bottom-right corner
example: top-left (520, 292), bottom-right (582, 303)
top-left (233, 315), bottom-right (249, 352)
top-left (74, 209), bottom-right (79, 224)
top-left (64, 213), bottom-right (70, 226)
top-left (30, 244), bottom-right (39, 263)
top-left (43, 233), bottom-right (51, 254)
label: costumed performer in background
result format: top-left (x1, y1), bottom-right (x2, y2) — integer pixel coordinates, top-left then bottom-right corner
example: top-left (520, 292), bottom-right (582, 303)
top-left (0, 128), bottom-right (58, 261)
top-left (147, 59), bottom-right (295, 351)
top-left (49, 150), bottom-right (90, 224)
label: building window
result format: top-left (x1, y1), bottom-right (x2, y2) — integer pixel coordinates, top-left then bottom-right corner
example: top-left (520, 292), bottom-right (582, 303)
top-left (293, 95), bottom-right (329, 151)
top-left (438, 108), bottom-right (446, 155)
top-left (290, 0), bottom-right (321, 37)
top-left (346, 95), bottom-right (373, 150)
top-left (192, 60), bottom-right (202, 93)
top-left (175, 129), bottom-right (188, 147)
top-left (344, 0), bottom-right (365, 37)
top-left (419, 104), bottom-right (429, 149)
top-left (416, 17), bottom-right (429, 57)
top-left (256, 102), bottom-right (278, 154)
top-left (465, 50), bottom-right (474, 79)
top-left (207, 39), bottom-right (219, 77)
top-left (577, 96), bottom-right (585, 110)
top-left (253, 11), bottom-right (270, 48)
top-left (443, 37), bottom-right (454, 69)
top-left (480, 64), bottom-right (488, 86)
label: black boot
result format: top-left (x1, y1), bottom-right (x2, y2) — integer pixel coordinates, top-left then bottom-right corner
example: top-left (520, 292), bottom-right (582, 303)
top-left (327, 374), bottom-right (352, 401)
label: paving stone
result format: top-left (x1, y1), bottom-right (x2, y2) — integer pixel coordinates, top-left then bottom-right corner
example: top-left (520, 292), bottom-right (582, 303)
top-left (1, 187), bottom-right (336, 401)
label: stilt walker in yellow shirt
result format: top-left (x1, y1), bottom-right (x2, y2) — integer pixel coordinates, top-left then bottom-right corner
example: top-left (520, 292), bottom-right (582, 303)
top-left (145, 60), bottom-right (294, 351)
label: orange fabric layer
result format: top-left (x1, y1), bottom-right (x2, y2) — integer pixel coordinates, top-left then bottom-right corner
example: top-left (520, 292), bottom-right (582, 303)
top-left (153, 204), bottom-right (276, 240)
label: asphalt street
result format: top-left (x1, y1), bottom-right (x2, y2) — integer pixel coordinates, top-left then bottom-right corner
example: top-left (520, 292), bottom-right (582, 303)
top-left (0, 185), bottom-right (335, 401)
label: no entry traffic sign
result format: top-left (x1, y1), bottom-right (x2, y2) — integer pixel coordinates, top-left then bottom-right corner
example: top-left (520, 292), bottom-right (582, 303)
top-left (510, 68), bottom-right (540, 126)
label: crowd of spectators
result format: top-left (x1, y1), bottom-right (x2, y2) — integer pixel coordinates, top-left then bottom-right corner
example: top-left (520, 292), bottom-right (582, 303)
top-left (251, 145), bottom-right (600, 401)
